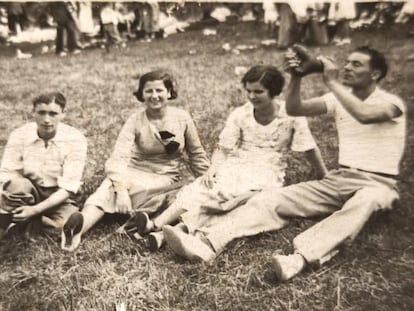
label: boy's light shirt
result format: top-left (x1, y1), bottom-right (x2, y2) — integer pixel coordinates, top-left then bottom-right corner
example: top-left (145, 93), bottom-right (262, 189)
top-left (0, 122), bottom-right (87, 193)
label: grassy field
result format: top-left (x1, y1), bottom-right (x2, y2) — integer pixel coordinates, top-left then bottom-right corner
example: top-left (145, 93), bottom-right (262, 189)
top-left (0, 21), bottom-right (413, 311)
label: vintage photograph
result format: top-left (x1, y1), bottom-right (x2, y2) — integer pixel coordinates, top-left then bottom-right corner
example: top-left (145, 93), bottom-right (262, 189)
top-left (0, 0), bottom-right (413, 310)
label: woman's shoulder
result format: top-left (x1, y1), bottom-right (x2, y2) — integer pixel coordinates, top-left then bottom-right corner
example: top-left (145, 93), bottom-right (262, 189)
top-left (167, 106), bottom-right (193, 120)
top-left (230, 102), bottom-right (253, 117)
top-left (276, 99), bottom-right (289, 117)
top-left (127, 107), bottom-right (146, 119)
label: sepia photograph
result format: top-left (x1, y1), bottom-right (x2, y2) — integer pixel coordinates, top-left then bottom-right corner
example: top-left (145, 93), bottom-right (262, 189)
top-left (0, 0), bottom-right (413, 310)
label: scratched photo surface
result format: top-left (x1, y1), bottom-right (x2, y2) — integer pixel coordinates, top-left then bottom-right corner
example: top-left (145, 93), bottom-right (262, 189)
top-left (0, 1), bottom-right (413, 310)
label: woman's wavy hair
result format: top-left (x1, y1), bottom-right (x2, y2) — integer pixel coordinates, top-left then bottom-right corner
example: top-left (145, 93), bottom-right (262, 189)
top-left (133, 70), bottom-right (178, 102)
top-left (241, 65), bottom-right (285, 98)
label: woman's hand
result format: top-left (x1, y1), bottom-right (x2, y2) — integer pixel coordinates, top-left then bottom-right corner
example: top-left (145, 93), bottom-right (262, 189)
top-left (200, 170), bottom-right (216, 189)
top-left (115, 188), bottom-right (132, 214)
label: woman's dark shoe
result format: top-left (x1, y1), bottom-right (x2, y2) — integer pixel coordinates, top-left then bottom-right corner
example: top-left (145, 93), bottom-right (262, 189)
top-left (136, 212), bottom-right (154, 235)
top-left (148, 231), bottom-right (164, 252)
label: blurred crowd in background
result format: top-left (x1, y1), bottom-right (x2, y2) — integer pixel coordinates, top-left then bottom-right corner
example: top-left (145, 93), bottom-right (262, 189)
top-left (0, 1), bottom-right (413, 57)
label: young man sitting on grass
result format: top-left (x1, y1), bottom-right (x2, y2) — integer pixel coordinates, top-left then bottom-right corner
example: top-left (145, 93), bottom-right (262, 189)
top-left (162, 46), bottom-right (406, 282)
top-left (0, 92), bottom-right (87, 240)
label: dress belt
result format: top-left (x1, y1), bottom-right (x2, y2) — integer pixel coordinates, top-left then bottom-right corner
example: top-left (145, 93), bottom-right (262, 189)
top-left (339, 165), bottom-right (397, 180)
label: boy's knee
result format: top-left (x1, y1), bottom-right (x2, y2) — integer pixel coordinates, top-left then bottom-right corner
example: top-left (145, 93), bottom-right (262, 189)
top-left (4, 177), bottom-right (35, 194)
top-left (1, 177), bottom-right (39, 212)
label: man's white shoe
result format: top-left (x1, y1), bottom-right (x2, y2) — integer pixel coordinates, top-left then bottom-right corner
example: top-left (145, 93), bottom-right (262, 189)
top-left (163, 225), bottom-right (216, 263)
top-left (270, 253), bottom-right (306, 281)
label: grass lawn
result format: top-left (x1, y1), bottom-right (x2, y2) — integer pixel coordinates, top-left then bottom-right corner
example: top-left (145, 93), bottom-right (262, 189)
top-left (0, 21), bottom-right (413, 311)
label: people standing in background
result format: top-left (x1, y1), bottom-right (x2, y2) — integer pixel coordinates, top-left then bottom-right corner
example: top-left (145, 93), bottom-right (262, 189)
top-left (328, 0), bottom-right (356, 45)
top-left (49, 1), bottom-right (82, 57)
top-left (100, 2), bottom-right (126, 50)
top-left (139, 1), bottom-right (160, 42)
top-left (78, 1), bottom-right (96, 37)
top-left (276, 0), bottom-right (328, 49)
top-left (276, 2), bottom-right (300, 49)
top-left (263, 0), bottom-right (278, 37)
top-left (7, 2), bottom-right (25, 35)
top-left (114, 2), bottom-right (136, 40)
top-left (303, 1), bottom-right (329, 46)
top-left (0, 6), bottom-right (8, 45)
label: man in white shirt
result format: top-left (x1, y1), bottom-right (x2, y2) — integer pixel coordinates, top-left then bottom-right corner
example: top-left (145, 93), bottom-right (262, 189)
top-left (0, 92), bottom-right (87, 239)
top-left (263, 45), bottom-right (406, 280)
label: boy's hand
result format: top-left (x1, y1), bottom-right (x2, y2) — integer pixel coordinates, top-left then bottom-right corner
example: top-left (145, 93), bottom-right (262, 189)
top-left (12, 205), bottom-right (39, 222)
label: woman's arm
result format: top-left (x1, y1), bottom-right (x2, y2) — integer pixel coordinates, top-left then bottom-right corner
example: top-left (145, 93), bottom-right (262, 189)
top-left (304, 148), bottom-right (328, 179)
top-left (184, 117), bottom-right (210, 177)
top-left (200, 146), bottom-right (229, 188)
top-left (105, 113), bottom-right (138, 185)
top-left (105, 114), bottom-right (140, 214)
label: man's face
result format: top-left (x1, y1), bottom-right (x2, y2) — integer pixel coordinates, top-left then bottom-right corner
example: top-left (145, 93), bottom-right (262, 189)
top-left (342, 52), bottom-right (378, 88)
top-left (33, 102), bottom-right (64, 139)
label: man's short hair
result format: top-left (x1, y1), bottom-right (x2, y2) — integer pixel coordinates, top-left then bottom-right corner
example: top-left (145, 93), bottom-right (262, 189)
top-left (241, 65), bottom-right (285, 97)
top-left (32, 92), bottom-right (66, 111)
top-left (354, 46), bottom-right (388, 81)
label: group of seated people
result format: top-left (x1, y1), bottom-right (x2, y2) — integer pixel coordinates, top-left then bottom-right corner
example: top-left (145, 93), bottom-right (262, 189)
top-left (0, 46), bottom-right (406, 281)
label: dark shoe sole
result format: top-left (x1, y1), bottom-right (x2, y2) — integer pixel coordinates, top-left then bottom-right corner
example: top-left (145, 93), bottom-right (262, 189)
top-left (148, 233), bottom-right (163, 252)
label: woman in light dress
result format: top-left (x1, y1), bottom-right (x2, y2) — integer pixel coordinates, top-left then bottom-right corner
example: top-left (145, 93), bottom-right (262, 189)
top-left (61, 70), bottom-right (209, 251)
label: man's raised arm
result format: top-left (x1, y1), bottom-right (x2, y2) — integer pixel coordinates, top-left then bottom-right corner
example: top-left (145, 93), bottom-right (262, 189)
top-left (285, 75), bottom-right (328, 117)
top-left (284, 48), bottom-right (328, 117)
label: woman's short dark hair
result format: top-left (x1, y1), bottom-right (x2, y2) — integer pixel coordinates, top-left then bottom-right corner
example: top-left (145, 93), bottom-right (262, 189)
top-left (241, 65), bottom-right (285, 97)
top-left (133, 70), bottom-right (178, 102)
top-left (32, 92), bottom-right (66, 111)
top-left (354, 46), bottom-right (388, 81)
